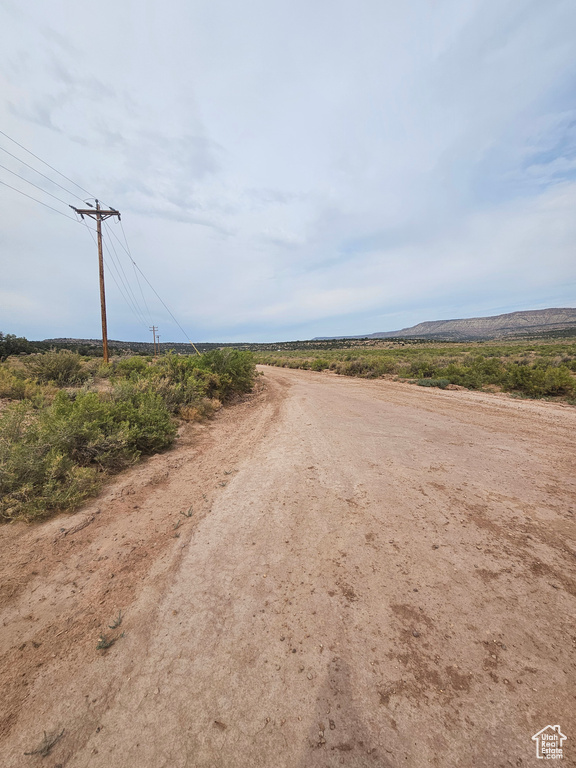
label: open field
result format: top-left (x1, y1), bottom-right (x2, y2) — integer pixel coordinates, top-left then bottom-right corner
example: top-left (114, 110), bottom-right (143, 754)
top-left (255, 339), bottom-right (576, 401)
top-left (0, 366), bottom-right (574, 767)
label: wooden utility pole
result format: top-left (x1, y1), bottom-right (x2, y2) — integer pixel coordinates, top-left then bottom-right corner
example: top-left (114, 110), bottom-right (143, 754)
top-left (149, 325), bottom-right (158, 359)
top-left (70, 200), bottom-right (120, 364)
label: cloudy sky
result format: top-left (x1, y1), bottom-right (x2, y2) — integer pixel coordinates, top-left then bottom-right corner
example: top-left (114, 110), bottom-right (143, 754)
top-left (1, 0), bottom-right (575, 343)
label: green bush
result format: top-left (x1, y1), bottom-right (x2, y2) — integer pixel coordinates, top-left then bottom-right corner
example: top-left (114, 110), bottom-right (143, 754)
top-left (157, 349), bottom-right (255, 401)
top-left (109, 382), bottom-right (177, 453)
top-left (0, 349), bottom-right (257, 522)
top-left (0, 386), bottom-right (177, 521)
top-left (113, 356), bottom-right (150, 378)
top-left (0, 348), bottom-right (257, 522)
top-left (0, 365), bottom-right (56, 406)
top-left (23, 350), bottom-right (89, 385)
top-left (38, 391), bottom-right (137, 470)
top-left (201, 349), bottom-right (256, 397)
top-left (0, 403), bottom-right (101, 522)
top-left (417, 378), bottom-right (451, 389)
top-left (409, 362), bottom-right (437, 378)
top-left (504, 364), bottom-right (575, 397)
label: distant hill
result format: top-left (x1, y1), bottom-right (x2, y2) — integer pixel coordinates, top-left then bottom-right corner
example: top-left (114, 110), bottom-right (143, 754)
top-left (314, 308), bottom-right (576, 341)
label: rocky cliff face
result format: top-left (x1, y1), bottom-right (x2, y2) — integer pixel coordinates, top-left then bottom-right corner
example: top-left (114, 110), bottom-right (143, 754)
top-left (315, 308), bottom-right (576, 341)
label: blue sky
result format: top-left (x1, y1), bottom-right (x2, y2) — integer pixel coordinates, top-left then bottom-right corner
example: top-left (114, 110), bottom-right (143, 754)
top-left (0, 0), bottom-right (575, 343)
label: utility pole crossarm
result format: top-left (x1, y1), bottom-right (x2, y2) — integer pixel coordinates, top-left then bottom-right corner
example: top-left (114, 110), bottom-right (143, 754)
top-left (70, 207), bottom-right (121, 220)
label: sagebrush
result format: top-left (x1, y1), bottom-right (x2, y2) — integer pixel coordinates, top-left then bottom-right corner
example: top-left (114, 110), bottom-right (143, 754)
top-left (0, 349), bottom-right (255, 521)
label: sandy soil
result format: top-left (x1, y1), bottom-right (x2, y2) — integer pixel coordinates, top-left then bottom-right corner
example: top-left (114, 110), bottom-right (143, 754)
top-left (0, 367), bottom-right (575, 768)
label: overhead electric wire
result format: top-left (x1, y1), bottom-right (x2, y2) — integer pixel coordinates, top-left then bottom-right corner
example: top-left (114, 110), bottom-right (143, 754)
top-left (0, 128), bottom-right (196, 348)
top-left (118, 220), bottom-right (153, 325)
top-left (103, 220), bottom-right (150, 324)
top-left (101, 222), bottom-right (150, 328)
top-left (80, 219), bottom-right (149, 332)
top-left (0, 178), bottom-right (81, 222)
top-left (0, 143), bottom-right (86, 203)
top-left (104, 221), bottom-right (194, 344)
top-left (132, 262), bottom-right (193, 343)
top-left (0, 177), bottom-right (99, 238)
top-left (0, 161), bottom-right (74, 207)
top-left (0, 128), bottom-right (95, 199)
top-left (102, 239), bottom-right (150, 329)
top-left (0, 147), bottom-right (153, 333)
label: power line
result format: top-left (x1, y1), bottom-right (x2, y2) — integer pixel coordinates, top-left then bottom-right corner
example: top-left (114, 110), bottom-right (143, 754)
top-left (0, 157), bottom-right (164, 338)
top-left (101, 226), bottom-right (149, 328)
top-left (103, 220), bottom-right (151, 327)
top-left (0, 128), bottom-right (194, 347)
top-left (132, 259), bottom-right (153, 325)
top-left (101, 237), bottom-right (150, 330)
top-left (79, 212), bottom-right (150, 339)
top-left (105, 221), bottom-right (193, 343)
top-left (0, 128), bottom-right (94, 199)
top-left (0, 143), bottom-right (86, 203)
top-left (0, 178), bottom-right (80, 222)
top-left (0, 161), bottom-right (73, 207)
top-left (118, 219), bottom-right (153, 325)
top-left (132, 261), bottom-right (192, 343)
top-left (0, 177), bottom-right (100, 238)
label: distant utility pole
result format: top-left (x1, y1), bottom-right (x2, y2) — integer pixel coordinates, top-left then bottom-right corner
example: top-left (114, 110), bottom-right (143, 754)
top-left (70, 199), bottom-right (121, 364)
top-left (149, 325), bottom-right (158, 358)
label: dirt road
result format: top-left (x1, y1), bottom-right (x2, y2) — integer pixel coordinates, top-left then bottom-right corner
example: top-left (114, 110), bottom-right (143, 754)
top-left (1, 367), bottom-right (575, 767)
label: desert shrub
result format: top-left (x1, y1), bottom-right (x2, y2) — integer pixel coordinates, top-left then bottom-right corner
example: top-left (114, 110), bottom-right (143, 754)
top-left (440, 363), bottom-right (485, 390)
top-left (310, 358), bottom-right (329, 371)
top-left (156, 349), bottom-right (254, 399)
top-left (109, 382), bottom-right (177, 453)
top-left (23, 350), bottom-right (89, 385)
top-left (0, 385), bottom-right (177, 521)
top-left (0, 349), bottom-right (255, 523)
top-left (0, 366), bottom-right (31, 400)
top-left (0, 403), bottom-right (101, 522)
top-left (113, 356), bottom-right (150, 378)
top-left (198, 349), bottom-right (255, 397)
top-left (180, 398), bottom-right (221, 422)
top-left (417, 378), bottom-right (451, 389)
top-left (38, 391), bottom-right (138, 470)
top-left (375, 358), bottom-right (397, 375)
top-left (95, 362), bottom-right (114, 378)
top-left (0, 366), bottom-right (56, 405)
top-left (504, 364), bottom-right (575, 397)
top-left (336, 359), bottom-right (375, 376)
top-left (409, 362), bottom-right (438, 378)
top-left (111, 350), bottom-right (255, 413)
top-left (135, 367), bottom-right (221, 413)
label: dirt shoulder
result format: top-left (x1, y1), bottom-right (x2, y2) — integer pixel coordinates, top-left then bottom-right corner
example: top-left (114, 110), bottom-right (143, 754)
top-left (0, 367), bottom-right (574, 767)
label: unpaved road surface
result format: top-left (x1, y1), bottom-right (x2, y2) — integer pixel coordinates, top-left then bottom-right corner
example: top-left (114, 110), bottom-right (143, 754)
top-left (1, 367), bottom-right (575, 767)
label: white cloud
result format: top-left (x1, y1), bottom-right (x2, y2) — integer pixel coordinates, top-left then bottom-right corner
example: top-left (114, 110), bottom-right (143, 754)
top-left (0, 0), bottom-right (574, 341)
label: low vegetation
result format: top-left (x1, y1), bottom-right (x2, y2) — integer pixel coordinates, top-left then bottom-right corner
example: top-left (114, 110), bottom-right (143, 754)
top-left (0, 346), bottom-right (255, 522)
top-left (256, 340), bottom-right (576, 400)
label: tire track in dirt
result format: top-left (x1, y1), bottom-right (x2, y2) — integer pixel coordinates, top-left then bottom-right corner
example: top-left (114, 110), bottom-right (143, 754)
top-left (1, 368), bottom-right (575, 767)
